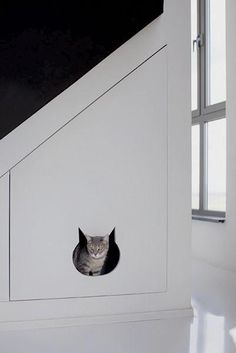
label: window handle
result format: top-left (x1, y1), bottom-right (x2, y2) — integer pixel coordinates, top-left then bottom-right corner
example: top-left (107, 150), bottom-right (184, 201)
top-left (193, 33), bottom-right (204, 51)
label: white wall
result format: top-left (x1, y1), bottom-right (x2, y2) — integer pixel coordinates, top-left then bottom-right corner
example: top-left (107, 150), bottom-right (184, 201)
top-left (192, 0), bottom-right (236, 272)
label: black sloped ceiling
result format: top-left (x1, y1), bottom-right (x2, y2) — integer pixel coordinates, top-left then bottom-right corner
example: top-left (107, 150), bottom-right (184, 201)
top-left (0, 1), bottom-right (164, 140)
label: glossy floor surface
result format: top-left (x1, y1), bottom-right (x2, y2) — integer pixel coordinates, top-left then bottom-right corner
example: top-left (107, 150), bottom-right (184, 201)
top-left (0, 259), bottom-right (236, 353)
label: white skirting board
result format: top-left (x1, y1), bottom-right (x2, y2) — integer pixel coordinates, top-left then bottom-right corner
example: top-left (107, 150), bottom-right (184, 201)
top-left (0, 308), bottom-right (193, 331)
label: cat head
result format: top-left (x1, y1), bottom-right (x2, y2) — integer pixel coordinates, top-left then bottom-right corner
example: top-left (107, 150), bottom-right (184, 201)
top-left (79, 228), bottom-right (115, 259)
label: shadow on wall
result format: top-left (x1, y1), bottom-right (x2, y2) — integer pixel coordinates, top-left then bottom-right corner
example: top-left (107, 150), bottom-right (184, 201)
top-left (0, 1), bottom-right (164, 140)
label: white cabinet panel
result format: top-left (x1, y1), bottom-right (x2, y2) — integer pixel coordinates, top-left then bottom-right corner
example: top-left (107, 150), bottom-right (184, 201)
top-left (10, 48), bottom-right (168, 300)
top-left (0, 173), bottom-right (9, 301)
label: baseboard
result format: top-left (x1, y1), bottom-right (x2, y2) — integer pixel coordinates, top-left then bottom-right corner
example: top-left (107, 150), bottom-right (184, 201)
top-left (0, 307), bottom-right (193, 331)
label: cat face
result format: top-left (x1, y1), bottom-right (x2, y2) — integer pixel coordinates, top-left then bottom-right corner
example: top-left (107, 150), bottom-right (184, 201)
top-left (85, 235), bottom-right (109, 259)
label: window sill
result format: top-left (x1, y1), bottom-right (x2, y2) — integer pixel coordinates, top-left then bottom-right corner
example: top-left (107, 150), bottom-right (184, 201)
top-left (192, 214), bottom-right (225, 223)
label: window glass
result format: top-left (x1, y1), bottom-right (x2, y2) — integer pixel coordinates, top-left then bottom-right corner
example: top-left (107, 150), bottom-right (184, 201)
top-left (206, 0), bottom-right (226, 106)
top-left (192, 125), bottom-right (200, 209)
top-left (207, 118), bottom-right (226, 211)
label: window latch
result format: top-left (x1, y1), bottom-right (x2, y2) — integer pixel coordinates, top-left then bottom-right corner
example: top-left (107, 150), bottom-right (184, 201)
top-left (193, 33), bottom-right (204, 51)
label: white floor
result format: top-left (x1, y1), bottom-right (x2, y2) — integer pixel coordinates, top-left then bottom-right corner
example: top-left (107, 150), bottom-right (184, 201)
top-left (0, 259), bottom-right (236, 353)
top-left (191, 259), bottom-right (236, 353)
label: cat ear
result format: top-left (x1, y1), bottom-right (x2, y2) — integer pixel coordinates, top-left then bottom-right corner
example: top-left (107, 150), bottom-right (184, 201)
top-left (85, 235), bottom-right (92, 242)
top-left (103, 234), bottom-right (109, 241)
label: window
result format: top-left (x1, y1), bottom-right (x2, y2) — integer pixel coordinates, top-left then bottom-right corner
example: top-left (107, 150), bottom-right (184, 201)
top-left (192, 125), bottom-right (200, 209)
top-left (191, 0), bottom-right (226, 220)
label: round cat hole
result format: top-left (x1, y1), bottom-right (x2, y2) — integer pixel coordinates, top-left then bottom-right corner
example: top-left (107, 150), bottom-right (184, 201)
top-left (72, 228), bottom-right (120, 276)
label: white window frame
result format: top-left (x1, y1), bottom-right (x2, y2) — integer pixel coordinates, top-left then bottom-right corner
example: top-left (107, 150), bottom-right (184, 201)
top-left (192, 0), bottom-right (226, 221)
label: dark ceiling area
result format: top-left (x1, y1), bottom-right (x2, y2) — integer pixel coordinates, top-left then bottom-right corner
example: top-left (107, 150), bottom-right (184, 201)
top-left (0, 1), bottom-right (164, 140)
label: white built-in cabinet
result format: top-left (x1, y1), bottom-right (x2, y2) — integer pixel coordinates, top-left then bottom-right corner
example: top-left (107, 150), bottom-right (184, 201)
top-left (0, 0), bottom-right (192, 328)
top-left (10, 49), bottom-right (167, 300)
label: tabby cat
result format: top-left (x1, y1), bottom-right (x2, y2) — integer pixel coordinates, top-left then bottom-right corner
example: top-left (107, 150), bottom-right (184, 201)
top-left (73, 229), bottom-right (110, 276)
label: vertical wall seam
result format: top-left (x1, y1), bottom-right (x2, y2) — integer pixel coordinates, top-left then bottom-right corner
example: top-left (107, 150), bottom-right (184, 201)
top-left (8, 170), bottom-right (11, 301)
top-left (166, 45), bottom-right (169, 292)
